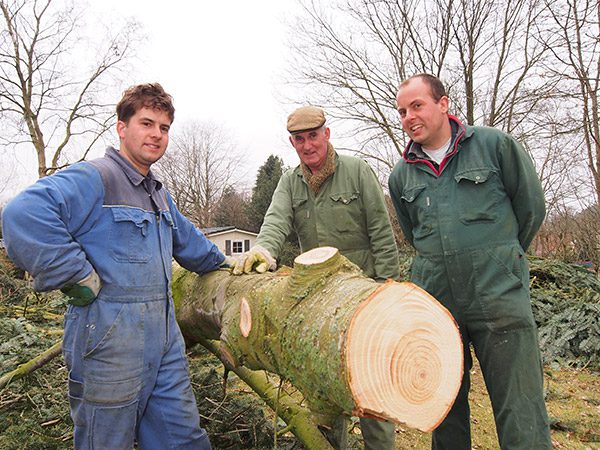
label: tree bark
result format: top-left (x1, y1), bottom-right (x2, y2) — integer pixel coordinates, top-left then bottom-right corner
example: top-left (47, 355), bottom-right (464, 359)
top-left (174, 246), bottom-right (463, 432)
top-left (0, 340), bottom-right (62, 389)
top-left (197, 336), bottom-right (334, 449)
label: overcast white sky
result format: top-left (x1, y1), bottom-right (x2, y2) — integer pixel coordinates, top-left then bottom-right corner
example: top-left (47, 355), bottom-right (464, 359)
top-left (1, 0), bottom-right (306, 201)
top-left (89, 0), bottom-right (303, 186)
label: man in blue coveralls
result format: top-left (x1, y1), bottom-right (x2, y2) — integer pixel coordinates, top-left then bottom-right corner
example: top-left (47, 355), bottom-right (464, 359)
top-left (2, 83), bottom-right (228, 449)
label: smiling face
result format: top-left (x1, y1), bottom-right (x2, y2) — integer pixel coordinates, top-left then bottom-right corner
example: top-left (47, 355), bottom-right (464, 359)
top-left (117, 107), bottom-right (171, 175)
top-left (396, 77), bottom-right (451, 150)
top-left (289, 126), bottom-right (330, 172)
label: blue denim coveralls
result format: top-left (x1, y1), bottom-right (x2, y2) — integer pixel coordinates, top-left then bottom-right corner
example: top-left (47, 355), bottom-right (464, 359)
top-left (2, 147), bottom-right (224, 449)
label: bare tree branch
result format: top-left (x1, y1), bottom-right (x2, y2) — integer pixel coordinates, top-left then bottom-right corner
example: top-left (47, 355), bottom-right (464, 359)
top-left (0, 0), bottom-right (139, 178)
top-left (285, 0), bottom-right (594, 220)
top-left (154, 121), bottom-right (245, 228)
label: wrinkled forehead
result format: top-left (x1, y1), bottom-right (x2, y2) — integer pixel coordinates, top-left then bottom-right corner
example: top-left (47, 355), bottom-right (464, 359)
top-left (290, 126), bottom-right (326, 138)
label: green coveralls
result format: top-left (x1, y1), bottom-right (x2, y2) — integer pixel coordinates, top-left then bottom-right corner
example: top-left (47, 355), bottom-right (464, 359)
top-left (389, 116), bottom-right (552, 449)
top-left (258, 150), bottom-right (400, 449)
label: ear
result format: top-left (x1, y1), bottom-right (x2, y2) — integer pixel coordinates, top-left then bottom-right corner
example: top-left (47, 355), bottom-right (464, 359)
top-left (324, 127), bottom-right (331, 140)
top-left (288, 135), bottom-right (295, 147)
top-left (439, 96), bottom-right (449, 114)
top-left (116, 120), bottom-right (127, 139)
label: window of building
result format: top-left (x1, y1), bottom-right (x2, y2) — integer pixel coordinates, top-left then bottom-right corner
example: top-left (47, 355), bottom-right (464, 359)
top-left (232, 240), bottom-right (244, 254)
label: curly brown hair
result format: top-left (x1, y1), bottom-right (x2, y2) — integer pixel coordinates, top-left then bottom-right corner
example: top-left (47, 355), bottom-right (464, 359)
top-left (116, 83), bottom-right (175, 124)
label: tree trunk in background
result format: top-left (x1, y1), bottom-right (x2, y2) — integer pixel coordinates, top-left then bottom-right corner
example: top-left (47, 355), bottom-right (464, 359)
top-left (173, 247), bottom-right (463, 432)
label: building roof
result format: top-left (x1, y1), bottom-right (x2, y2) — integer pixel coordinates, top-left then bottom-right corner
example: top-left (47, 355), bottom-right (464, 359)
top-left (201, 227), bottom-right (258, 238)
top-left (201, 226), bottom-right (235, 235)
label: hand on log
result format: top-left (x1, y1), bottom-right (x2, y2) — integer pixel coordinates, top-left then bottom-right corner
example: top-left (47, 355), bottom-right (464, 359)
top-left (174, 246), bottom-right (463, 432)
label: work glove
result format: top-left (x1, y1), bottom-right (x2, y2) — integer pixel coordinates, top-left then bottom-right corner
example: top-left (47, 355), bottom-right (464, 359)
top-left (219, 255), bottom-right (238, 270)
top-left (60, 269), bottom-right (102, 306)
top-left (232, 245), bottom-right (276, 275)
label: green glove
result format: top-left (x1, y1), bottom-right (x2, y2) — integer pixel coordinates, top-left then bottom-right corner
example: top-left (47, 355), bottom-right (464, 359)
top-left (232, 245), bottom-right (276, 275)
top-left (61, 269), bottom-right (101, 306)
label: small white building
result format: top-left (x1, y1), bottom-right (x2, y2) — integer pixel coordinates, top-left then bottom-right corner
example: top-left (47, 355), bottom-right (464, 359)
top-left (202, 226), bottom-right (258, 256)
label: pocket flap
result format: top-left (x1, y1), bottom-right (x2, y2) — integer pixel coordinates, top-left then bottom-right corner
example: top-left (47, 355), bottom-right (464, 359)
top-left (161, 210), bottom-right (175, 227)
top-left (111, 208), bottom-right (150, 227)
top-left (292, 196), bottom-right (308, 208)
top-left (330, 192), bottom-right (359, 204)
top-left (454, 168), bottom-right (496, 184)
top-left (400, 184), bottom-right (427, 203)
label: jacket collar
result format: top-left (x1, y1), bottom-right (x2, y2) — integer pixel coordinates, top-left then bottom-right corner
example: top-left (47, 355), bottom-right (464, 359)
top-left (105, 146), bottom-right (163, 191)
top-left (402, 115), bottom-right (467, 176)
top-left (294, 148), bottom-right (339, 177)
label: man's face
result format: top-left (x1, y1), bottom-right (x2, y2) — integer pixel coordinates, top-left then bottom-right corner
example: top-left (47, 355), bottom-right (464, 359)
top-left (117, 106), bottom-right (171, 175)
top-left (396, 78), bottom-right (449, 150)
top-left (289, 126), bottom-right (330, 172)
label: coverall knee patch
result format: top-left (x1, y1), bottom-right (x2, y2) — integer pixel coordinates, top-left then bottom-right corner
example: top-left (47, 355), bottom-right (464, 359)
top-left (90, 397), bottom-right (138, 449)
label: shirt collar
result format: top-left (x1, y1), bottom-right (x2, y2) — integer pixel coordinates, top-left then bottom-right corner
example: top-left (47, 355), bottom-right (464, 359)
top-left (104, 146), bottom-right (163, 191)
top-left (404, 117), bottom-right (461, 162)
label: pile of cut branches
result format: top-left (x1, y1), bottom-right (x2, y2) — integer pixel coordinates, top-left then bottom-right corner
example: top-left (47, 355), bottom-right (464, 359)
top-left (529, 257), bottom-right (600, 368)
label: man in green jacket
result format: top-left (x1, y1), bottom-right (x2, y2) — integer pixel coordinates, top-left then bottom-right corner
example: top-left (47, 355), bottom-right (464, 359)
top-left (234, 105), bottom-right (400, 449)
top-left (388, 74), bottom-right (552, 449)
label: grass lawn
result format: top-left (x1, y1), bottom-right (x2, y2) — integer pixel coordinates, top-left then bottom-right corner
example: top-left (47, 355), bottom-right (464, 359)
top-left (391, 356), bottom-right (599, 449)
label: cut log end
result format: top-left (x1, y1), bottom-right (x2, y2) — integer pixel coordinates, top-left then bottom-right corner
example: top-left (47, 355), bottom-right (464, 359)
top-left (294, 246), bottom-right (339, 266)
top-left (289, 247), bottom-right (348, 301)
top-left (345, 281), bottom-right (463, 432)
top-left (239, 297), bottom-right (252, 338)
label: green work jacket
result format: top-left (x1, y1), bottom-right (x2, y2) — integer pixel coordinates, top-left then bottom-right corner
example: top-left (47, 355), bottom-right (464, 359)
top-left (389, 116), bottom-right (546, 257)
top-left (257, 151), bottom-right (400, 281)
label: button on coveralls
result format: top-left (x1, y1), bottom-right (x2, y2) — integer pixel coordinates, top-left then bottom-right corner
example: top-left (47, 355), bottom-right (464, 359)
top-left (389, 117), bottom-right (552, 449)
top-left (2, 147), bottom-right (224, 449)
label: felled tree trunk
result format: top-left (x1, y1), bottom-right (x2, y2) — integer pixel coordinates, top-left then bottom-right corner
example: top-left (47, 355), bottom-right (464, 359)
top-left (174, 247), bottom-right (463, 432)
top-left (197, 336), bottom-right (334, 449)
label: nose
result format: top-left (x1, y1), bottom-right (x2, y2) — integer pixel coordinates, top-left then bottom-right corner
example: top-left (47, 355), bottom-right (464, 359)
top-left (149, 124), bottom-right (162, 139)
top-left (300, 139), bottom-right (313, 151)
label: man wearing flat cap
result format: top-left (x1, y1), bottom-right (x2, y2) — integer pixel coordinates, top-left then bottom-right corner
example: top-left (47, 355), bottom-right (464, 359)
top-left (234, 106), bottom-right (400, 449)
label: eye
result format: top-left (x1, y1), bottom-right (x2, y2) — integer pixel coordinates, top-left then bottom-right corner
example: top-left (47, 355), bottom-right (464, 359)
top-left (398, 110), bottom-right (406, 118)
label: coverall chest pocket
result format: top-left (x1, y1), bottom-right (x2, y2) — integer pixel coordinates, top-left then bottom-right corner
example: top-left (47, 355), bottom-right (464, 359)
top-left (109, 208), bottom-right (153, 263)
top-left (329, 192), bottom-right (360, 233)
top-left (400, 184), bottom-right (434, 239)
top-left (454, 168), bottom-right (501, 224)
